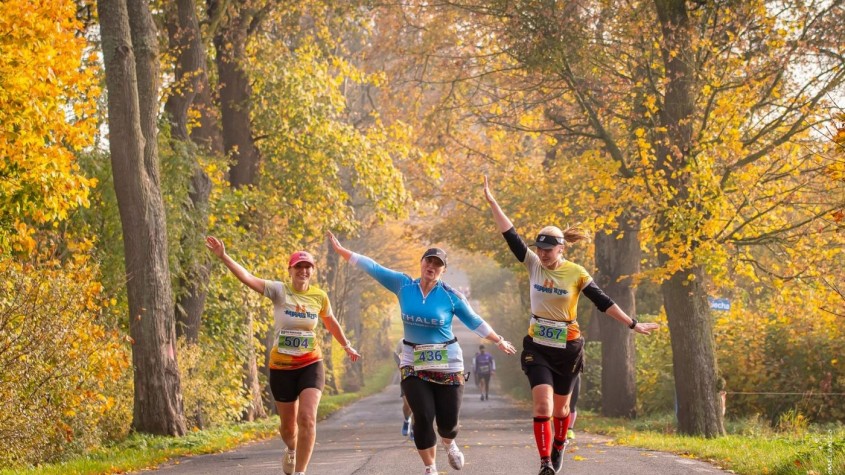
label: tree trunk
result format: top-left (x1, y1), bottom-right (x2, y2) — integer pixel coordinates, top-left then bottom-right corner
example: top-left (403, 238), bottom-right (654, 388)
top-left (661, 265), bottom-right (724, 436)
top-left (321, 249), bottom-right (341, 394)
top-left (341, 286), bottom-right (364, 392)
top-left (594, 219), bottom-right (640, 418)
top-left (212, 2), bottom-right (265, 419)
top-left (652, 0), bottom-right (724, 437)
top-left (98, 0), bottom-right (186, 436)
top-left (214, 9), bottom-right (260, 188)
top-left (164, 0), bottom-right (216, 344)
top-left (241, 294), bottom-right (263, 421)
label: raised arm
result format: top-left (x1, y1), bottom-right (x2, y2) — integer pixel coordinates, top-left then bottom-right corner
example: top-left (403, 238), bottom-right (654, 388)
top-left (327, 231), bottom-right (408, 294)
top-left (205, 236), bottom-right (265, 294)
top-left (483, 175), bottom-right (514, 233)
top-left (484, 176), bottom-right (529, 262)
top-left (327, 231), bottom-right (352, 262)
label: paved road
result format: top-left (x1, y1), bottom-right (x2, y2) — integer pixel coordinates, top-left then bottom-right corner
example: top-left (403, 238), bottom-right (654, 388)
top-left (148, 325), bottom-right (728, 475)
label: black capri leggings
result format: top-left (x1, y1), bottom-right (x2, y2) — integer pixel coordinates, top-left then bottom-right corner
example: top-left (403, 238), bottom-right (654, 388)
top-left (401, 376), bottom-right (464, 450)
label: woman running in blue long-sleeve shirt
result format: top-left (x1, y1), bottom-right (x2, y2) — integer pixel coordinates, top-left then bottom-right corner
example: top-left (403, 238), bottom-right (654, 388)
top-left (328, 232), bottom-right (516, 475)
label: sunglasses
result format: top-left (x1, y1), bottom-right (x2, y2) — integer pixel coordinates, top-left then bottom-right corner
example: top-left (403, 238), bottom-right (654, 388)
top-left (423, 256), bottom-right (446, 267)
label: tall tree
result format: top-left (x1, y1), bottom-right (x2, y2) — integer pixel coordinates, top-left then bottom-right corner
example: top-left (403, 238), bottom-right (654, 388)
top-left (97, 0), bottom-right (186, 435)
top-left (208, 0), bottom-right (268, 419)
top-left (651, 0), bottom-right (722, 437)
top-left (593, 221), bottom-right (641, 418)
top-left (163, 0), bottom-right (219, 344)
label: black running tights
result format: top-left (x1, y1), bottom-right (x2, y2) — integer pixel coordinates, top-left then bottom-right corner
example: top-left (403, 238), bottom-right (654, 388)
top-left (401, 376), bottom-right (464, 450)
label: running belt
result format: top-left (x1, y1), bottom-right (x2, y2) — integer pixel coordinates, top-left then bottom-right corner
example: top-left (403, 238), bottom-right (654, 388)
top-left (403, 337), bottom-right (458, 347)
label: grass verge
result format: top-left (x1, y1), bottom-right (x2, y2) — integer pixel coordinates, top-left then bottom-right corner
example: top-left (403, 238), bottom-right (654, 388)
top-left (4, 359), bottom-right (397, 475)
top-left (582, 412), bottom-right (845, 474)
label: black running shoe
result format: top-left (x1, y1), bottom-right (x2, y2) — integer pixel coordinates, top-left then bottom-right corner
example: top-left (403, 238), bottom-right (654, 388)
top-left (538, 460), bottom-right (555, 475)
top-left (550, 443), bottom-right (564, 473)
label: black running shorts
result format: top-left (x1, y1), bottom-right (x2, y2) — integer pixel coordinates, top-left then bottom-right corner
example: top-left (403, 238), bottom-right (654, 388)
top-left (269, 361), bottom-right (325, 403)
top-left (521, 335), bottom-right (583, 396)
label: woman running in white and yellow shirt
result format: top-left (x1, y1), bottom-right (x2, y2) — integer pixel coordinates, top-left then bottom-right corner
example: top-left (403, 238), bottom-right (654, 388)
top-left (206, 236), bottom-right (360, 475)
top-left (482, 178), bottom-right (658, 475)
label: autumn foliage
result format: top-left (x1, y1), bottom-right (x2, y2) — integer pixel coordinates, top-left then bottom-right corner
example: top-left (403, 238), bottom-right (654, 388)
top-left (1, 0), bottom-right (844, 468)
top-left (0, 0), bottom-right (99, 254)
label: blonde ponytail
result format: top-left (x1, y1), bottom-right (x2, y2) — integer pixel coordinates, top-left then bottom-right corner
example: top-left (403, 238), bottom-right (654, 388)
top-left (563, 225), bottom-right (591, 245)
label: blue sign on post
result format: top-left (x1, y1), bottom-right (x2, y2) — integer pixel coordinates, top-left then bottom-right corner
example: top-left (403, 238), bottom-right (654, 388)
top-left (708, 297), bottom-right (731, 311)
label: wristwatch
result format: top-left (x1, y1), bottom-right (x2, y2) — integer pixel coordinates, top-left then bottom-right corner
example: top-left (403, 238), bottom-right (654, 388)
top-left (628, 318), bottom-right (638, 329)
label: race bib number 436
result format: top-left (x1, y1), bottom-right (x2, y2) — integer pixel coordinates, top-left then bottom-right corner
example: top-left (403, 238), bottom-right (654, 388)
top-left (276, 330), bottom-right (316, 355)
top-left (532, 318), bottom-right (568, 348)
top-left (412, 344), bottom-right (449, 371)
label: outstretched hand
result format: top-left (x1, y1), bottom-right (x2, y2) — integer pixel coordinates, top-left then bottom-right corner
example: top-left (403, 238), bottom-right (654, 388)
top-left (344, 346), bottom-right (361, 362)
top-left (634, 322), bottom-right (660, 335)
top-left (205, 236), bottom-right (226, 259)
top-left (326, 231), bottom-right (352, 261)
top-left (496, 339), bottom-right (517, 355)
top-left (327, 231), bottom-right (342, 253)
top-left (483, 175), bottom-right (495, 203)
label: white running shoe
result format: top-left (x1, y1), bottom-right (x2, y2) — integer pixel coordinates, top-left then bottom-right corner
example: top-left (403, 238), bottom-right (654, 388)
top-left (282, 448), bottom-right (296, 475)
top-left (424, 465), bottom-right (438, 474)
top-left (447, 443), bottom-right (465, 470)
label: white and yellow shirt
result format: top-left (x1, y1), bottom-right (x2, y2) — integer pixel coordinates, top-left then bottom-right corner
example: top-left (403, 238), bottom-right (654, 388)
top-left (523, 251), bottom-right (592, 341)
top-left (264, 281), bottom-right (332, 370)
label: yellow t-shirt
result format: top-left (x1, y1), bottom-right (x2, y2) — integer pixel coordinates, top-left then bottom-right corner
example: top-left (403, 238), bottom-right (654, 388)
top-left (264, 281), bottom-right (332, 370)
top-left (523, 251), bottom-right (592, 341)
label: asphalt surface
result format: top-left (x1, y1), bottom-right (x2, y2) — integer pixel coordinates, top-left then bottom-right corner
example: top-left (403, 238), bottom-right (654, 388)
top-left (145, 324), bottom-right (729, 475)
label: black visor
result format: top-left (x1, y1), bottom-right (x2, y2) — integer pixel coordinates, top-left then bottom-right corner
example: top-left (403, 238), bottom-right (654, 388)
top-left (534, 234), bottom-right (564, 249)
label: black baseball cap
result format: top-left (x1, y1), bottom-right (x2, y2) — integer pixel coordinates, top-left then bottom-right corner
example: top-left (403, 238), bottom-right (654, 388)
top-left (421, 247), bottom-right (447, 266)
top-left (534, 234), bottom-right (565, 249)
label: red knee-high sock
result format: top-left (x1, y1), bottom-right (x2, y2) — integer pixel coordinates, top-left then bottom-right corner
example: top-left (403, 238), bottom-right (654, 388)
top-left (533, 416), bottom-right (552, 458)
top-left (552, 414), bottom-right (571, 448)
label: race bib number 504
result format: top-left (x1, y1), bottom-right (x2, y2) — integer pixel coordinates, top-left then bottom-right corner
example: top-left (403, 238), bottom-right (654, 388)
top-left (276, 329), bottom-right (316, 356)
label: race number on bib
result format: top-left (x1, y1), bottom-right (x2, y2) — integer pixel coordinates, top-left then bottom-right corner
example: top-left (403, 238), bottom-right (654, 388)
top-left (412, 344), bottom-right (449, 371)
top-left (276, 329), bottom-right (316, 356)
top-left (532, 318), bottom-right (568, 348)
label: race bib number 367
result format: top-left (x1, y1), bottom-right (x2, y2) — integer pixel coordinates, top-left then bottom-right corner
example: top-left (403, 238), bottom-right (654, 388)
top-left (532, 318), bottom-right (568, 348)
top-left (412, 344), bottom-right (449, 371)
top-left (276, 330), bottom-right (316, 356)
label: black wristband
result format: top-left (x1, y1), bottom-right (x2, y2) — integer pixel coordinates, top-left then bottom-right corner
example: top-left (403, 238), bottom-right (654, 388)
top-left (628, 318), bottom-right (638, 329)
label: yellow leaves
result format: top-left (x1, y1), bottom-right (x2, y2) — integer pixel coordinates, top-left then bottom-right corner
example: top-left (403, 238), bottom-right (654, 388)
top-left (0, 252), bottom-right (130, 464)
top-left (835, 126), bottom-right (845, 147)
top-left (0, 0), bottom-right (99, 256)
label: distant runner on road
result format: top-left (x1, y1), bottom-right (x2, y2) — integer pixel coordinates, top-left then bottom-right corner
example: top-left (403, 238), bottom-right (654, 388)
top-left (206, 236), bottom-right (360, 475)
top-left (473, 345), bottom-right (496, 401)
top-left (329, 232), bottom-right (516, 475)
top-left (483, 177), bottom-right (658, 475)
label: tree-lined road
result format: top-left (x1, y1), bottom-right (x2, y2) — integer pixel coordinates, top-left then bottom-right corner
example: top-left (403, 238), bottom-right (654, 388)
top-left (148, 325), bottom-right (728, 474)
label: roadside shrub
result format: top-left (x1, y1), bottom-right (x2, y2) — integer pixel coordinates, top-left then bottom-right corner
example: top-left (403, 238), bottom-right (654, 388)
top-left (0, 255), bottom-right (129, 467)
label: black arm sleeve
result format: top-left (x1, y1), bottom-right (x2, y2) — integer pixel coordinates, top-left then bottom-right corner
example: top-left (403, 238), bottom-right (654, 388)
top-left (502, 227), bottom-right (528, 262)
top-left (582, 281), bottom-right (615, 312)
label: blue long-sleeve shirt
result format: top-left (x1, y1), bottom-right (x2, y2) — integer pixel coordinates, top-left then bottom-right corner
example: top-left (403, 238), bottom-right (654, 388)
top-left (351, 253), bottom-right (493, 372)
